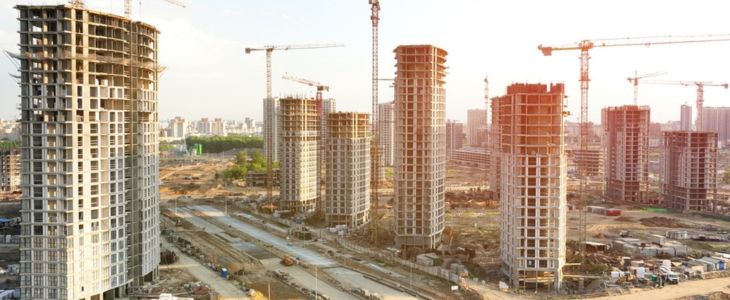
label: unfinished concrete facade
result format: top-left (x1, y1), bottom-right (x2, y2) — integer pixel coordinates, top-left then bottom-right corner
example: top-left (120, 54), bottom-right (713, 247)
top-left (490, 97), bottom-right (502, 200)
top-left (0, 148), bottom-right (21, 192)
top-left (317, 99), bottom-right (336, 210)
top-left (662, 131), bottom-right (717, 212)
top-left (377, 102), bottom-right (395, 167)
top-left (497, 83), bottom-right (567, 290)
top-left (393, 45), bottom-right (447, 250)
top-left (325, 112), bottom-right (370, 228)
top-left (567, 148), bottom-right (603, 178)
top-left (446, 120), bottom-right (464, 158)
top-left (602, 105), bottom-right (650, 203)
top-left (15, 4), bottom-right (160, 299)
top-left (263, 97), bottom-right (279, 164)
top-left (279, 97), bottom-right (318, 213)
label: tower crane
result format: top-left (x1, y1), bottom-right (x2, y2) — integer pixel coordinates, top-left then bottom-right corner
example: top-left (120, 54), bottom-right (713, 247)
top-left (245, 44), bottom-right (344, 100)
top-left (246, 43), bottom-right (344, 213)
top-left (281, 73), bottom-right (330, 102)
top-left (538, 33), bottom-right (730, 265)
top-left (627, 71), bottom-right (667, 105)
top-left (642, 80), bottom-right (729, 131)
top-left (369, 0), bottom-right (381, 243)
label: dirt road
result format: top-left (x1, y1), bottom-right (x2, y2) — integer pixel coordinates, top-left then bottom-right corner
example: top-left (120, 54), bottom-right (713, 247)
top-left (594, 277), bottom-right (730, 300)
top-left (161, 240), bottom-right (250, 299)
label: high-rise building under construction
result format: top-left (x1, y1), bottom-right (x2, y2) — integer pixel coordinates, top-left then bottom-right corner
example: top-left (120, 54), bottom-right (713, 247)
top-left (263, 97), bottom-right (279, 164)
top-left (15, 4), bottom-right (160, 299)
top-left (602, 105), bottom-right (650, 203)
top-left (279, 97), bottom-right (319, 213)
top-left (325, 112), bottom-right (370, 228)
top-left (377, 102), bottom-right (394, 166)
top-left (662, 131), bottom-right (717, 212)
top-left (495, 83), bottom-right (567, 290)
top-left (393, 45), bottom-right (447, 250)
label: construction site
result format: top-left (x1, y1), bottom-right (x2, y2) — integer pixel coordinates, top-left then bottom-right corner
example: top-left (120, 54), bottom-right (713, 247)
top-left (6, 1), bottom-right (730, 300)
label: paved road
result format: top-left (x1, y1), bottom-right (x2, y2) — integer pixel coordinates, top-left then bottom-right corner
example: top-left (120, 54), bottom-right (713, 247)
top-left (325, 267), bottom-right (416, 300)
top-left (193, 205), bottom-right (336, 267)
top-left (593, 276), bottom-right (730, 300)
top-left (161, 240), bottom-right (249, 299)
top-left (260, 258), bottom-right (357, 300)
top-left (191, 205), bottom-right (417, 299)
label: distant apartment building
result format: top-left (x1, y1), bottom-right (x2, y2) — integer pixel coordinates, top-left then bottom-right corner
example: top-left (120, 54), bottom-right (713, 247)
top-left (446, 120), bottom-right (464, 157)
top-left (467, 108), bottom-right (488, 147)
top-left (0, 120), bottom-right (21, 140)
top-left (496, 83), bottom-right (567, 290)
top-left (662, 131), bottom-right (717, 212)
top-left (210, 118), bottom-right (226, 136)
top-left (15, 4), bottom-right (160, 299)
top-left (325, 112), bottom-right (370, 228)
top-left (0, 148), bottom-right (20, 192)
top-left (168, 117), bottom-right (187, 139)
top-left (701, 107), bottom-right (730, 147)
top-left (393, 45), bottom-right (447, 250)
top-left (196, 117), bottom-right (211, 135)
top-left (680, 104), bottom-right (692, 131)
top-left (264, 98), bottom-right (279, 164)
top-left (450, 147), bottom-right (488, 170)
top-left (602, 105), bottom-right (650, 203)
top-left (279, 97), bottom-right (318, 213)
top-left (377, 102), bottom-right (395, 166)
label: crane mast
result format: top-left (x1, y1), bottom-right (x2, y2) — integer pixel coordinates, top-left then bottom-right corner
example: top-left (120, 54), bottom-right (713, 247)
top-left (369, 0), bottom-right (381, 242)
top-left (538, 33), bottom-right (730, 269)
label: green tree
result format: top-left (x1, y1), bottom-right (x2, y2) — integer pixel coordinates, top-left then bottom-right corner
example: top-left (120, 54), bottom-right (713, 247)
top-left (185, 135), bottom-right (263, 153)
top-left (223, 165), bottom-right (248, 180)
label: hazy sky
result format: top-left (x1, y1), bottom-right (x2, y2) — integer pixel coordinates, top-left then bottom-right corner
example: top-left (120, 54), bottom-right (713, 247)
top-left (2, 0), bottom-right (730, 124)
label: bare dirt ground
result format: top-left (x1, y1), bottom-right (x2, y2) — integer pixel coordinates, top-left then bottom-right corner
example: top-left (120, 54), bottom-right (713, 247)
top-left (593, 277), bottom-right (730, 300)
top-left (161, 239), bottom-right (250, 299)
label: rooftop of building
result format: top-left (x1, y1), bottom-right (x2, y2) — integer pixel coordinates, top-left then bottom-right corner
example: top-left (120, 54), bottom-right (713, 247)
top-left (15, 3), bottom-right (159, 32)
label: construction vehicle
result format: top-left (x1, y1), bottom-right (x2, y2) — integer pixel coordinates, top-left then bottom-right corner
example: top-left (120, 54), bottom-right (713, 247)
top-left (538, 33), bottom-right (730, 263)
top-left (280, 255), bottom-right (297, 266)
top-left (658, 265), bottom-right (679, 284)
top-left (641, 80), bottom-right (728, 131)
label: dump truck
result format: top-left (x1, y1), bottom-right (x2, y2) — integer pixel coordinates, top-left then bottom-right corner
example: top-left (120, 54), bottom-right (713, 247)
top-left (281, 255), bottom-right (296, 266)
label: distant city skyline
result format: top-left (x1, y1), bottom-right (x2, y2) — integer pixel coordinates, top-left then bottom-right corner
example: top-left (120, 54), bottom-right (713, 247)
top-left (2, 0), bottom-right (730, 123)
